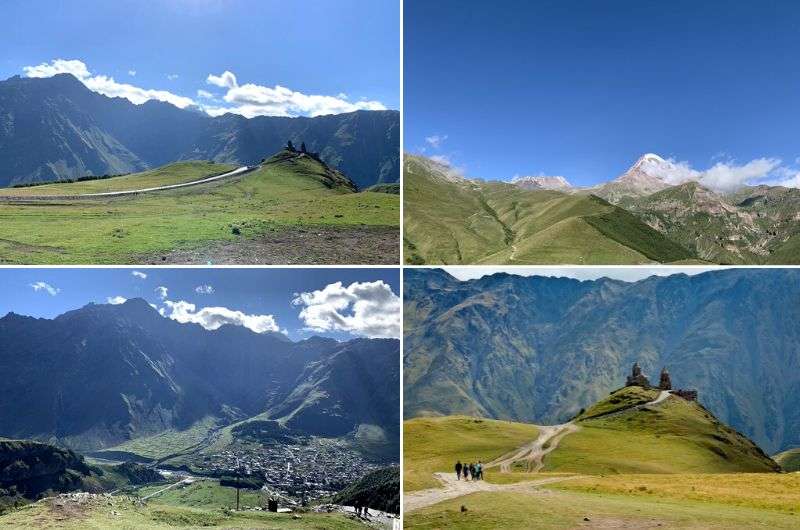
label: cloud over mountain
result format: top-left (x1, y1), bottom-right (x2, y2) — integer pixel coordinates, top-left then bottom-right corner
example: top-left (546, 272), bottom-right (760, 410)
top-left (293, 280), bottom-right (400, 338)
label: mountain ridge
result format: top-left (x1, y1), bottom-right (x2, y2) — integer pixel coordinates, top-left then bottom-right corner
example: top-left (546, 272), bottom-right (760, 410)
top-left (0, 74), bottom-right (399, 189)
top-left (0, 299), bottom-right (399, 454)
top-left (404, 268), bottom-right (800, 454)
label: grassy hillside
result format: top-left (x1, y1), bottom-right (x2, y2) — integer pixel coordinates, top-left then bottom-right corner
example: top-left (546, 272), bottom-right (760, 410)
top-left (404, 416), bottom-right (539, 492)
top-left (544, 387), bottom-right (779, 475)
top-left (0, 161), bottom-right (236, 196)
top-left (403, 154), bottom-right (694, 265)
top-left (405, 476), bottom-right (800, 529)
top-left (331, 466), bottom-right (399, 514)
top-left (0, 494), bottom-right (366, 529)
top-left (0, 150), bottom-right (398, 264)
top-left (774, 448), bottom-right (800, 472)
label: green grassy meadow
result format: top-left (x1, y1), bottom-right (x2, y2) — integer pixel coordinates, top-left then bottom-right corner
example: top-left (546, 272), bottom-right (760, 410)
top-left (0, 161), bottom-right (236, 196)
top-left (405, 483), bottom-right (800, 529)
top-left (0, 153), bottom-right (398, 264)
top-left (403, 416), bottom-right (539, 492)
top-left (774, 448), bottom-right (800, 472)
top-left (0, 495), bottom-right (365, 529)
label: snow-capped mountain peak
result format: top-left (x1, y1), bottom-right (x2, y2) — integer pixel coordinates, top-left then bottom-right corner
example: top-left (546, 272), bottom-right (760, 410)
top-left (511, 175), bottom-right (572, 191)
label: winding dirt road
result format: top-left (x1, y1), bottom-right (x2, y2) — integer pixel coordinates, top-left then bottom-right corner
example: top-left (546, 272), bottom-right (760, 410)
top-left (0, 166), bottom-right (253, 202)
top-left (486, 422), bottom-right (580, 473)
top-left (405, 391), bottom-right (677, 514)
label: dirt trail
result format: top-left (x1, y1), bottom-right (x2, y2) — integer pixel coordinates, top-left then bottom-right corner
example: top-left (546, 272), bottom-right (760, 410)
top-left (404, 472), bottom-right (584, 513)
top-left (485, 422), bottom-right (580, 473)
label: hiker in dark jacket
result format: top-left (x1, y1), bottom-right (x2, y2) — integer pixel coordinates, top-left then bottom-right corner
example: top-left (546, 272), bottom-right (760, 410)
top-left (469, 463), bottom-right (476, 480)
top-left (463, 463), bottom-right (470, 481)
top-left (455, 460), bottom-right (463, 480)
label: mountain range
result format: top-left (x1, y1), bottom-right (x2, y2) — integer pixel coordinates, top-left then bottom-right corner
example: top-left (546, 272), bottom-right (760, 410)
top-left (0, 299), bottom-right (399, 457)
top-left (403, 268), bottom-right (800, 454)
top-left (0, 73), bottom-right (399, 189)
top-left (403, 153), bottom-right (800, 264)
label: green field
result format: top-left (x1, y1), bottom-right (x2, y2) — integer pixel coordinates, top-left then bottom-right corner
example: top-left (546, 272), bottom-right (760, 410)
top-left (404, 387), bottom-right (790, 528)
top-left (0, 494), bottom-right (365, 529)
top-left (0, 151), bottom-right (399, 264)
top-left (97, 417), bottom-right (219, 462)
top-left (134, 480), bottom-right (264, 510)
top-left (405, 481), bottom-right (800, 529)
top-left (774, 448), bottom-right (800, 472)
top-left (404, 416), bottom-right (539, 491)
top-left (545, 388), bottom-right (778, 475)
top-left (403, 155), bottom-right (695, 265)
top-left (0, 161), bottom-right (236, 196)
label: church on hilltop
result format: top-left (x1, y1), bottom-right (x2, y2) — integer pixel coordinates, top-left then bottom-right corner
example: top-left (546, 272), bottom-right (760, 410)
top-left (625, 363), bottom-right (697, 401)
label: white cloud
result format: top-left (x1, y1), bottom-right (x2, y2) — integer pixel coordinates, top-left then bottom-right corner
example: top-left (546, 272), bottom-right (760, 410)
top-left (207, 70), bottom-right (238, 89)
top-left (29, 281), bottom-right (60, 296)
top-left (155, 286), bottom-right (168, 300)
top-left (162, 300), bottom-right (281, 334)
top-left (429, 154), bottom-right (452, 166)
top-left (128, 69), bottom-right (136, 77)
top-left (202, 70), bottom-right (386, 118)
top-left (107, 296), bottom-right (127, 305)
top-left (292, 280), bottom-right (400, 338)
top-left (131, 271), bottom-right (147, 279)
top-left (22, 59), bottom-right (386, 119)
top-left (194, 284), bottom-right (215, 295)
top-left (645, 156), bottom-right (785, 193)
top-left (425, 134), bottom-right (448, 149)
top-left (23, 59), bottom-right (195, 108)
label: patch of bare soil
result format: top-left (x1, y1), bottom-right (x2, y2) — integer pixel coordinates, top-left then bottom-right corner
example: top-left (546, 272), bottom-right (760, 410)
top-left (141, 226), bottom-right (400, 265)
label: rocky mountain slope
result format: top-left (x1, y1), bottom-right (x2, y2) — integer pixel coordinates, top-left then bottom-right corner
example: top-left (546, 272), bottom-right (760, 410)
top-left (0, 299), bottom-right (399, 452)
top-left (403, 268), bottom-right (800, 454)
top-left (0, 74), bottom-right (399, 189)
top-left (403, 155), bottom-right (695, 265)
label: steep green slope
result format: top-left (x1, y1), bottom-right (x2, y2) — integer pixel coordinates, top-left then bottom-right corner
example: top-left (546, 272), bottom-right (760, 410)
top-left (545, 387), bottom-right (779, 474)
top-left (0, 150), bottom-right (398, 263)
top-left (403, 416), bottom-right (539, 491)
top-left (331, 466), bottom-right (400, 514)
top-left (774, 448), bottom-right (800, 471)
top-left (0, 439), bottom-right (164, 514)
top-left (403, 154), bottom-right (695, 264)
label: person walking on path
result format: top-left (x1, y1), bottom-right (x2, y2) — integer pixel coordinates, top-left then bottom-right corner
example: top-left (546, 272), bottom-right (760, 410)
top-left (455, 460), bottom-right (463, 480)
top-left (476, 461), bottom-right (483, 480)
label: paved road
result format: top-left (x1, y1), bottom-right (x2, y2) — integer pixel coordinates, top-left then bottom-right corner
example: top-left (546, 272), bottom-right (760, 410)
top-left (0, 165), bottom-right (253, 202)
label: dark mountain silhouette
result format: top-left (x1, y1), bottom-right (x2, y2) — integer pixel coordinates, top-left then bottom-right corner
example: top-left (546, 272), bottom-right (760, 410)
top-left (0, 74), bottom-right (399, 189)
top-left (0, 299), bottom-right (399, 452)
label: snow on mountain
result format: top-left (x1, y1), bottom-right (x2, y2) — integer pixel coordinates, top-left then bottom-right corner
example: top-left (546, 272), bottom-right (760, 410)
top-left (511, 175), bottom-right (572, 191)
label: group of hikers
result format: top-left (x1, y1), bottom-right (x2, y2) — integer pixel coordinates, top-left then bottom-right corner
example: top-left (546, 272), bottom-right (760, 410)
top-left (454, 460), bottom-right (484, 481)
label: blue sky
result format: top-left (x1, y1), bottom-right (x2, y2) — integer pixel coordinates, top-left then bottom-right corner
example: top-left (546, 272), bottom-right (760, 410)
top-left (405, 0), bottom-right (800, 186)
top-left (1, 0), bottom-right (399, 117)
top-left (0, 268), bottom-right (400, 341)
